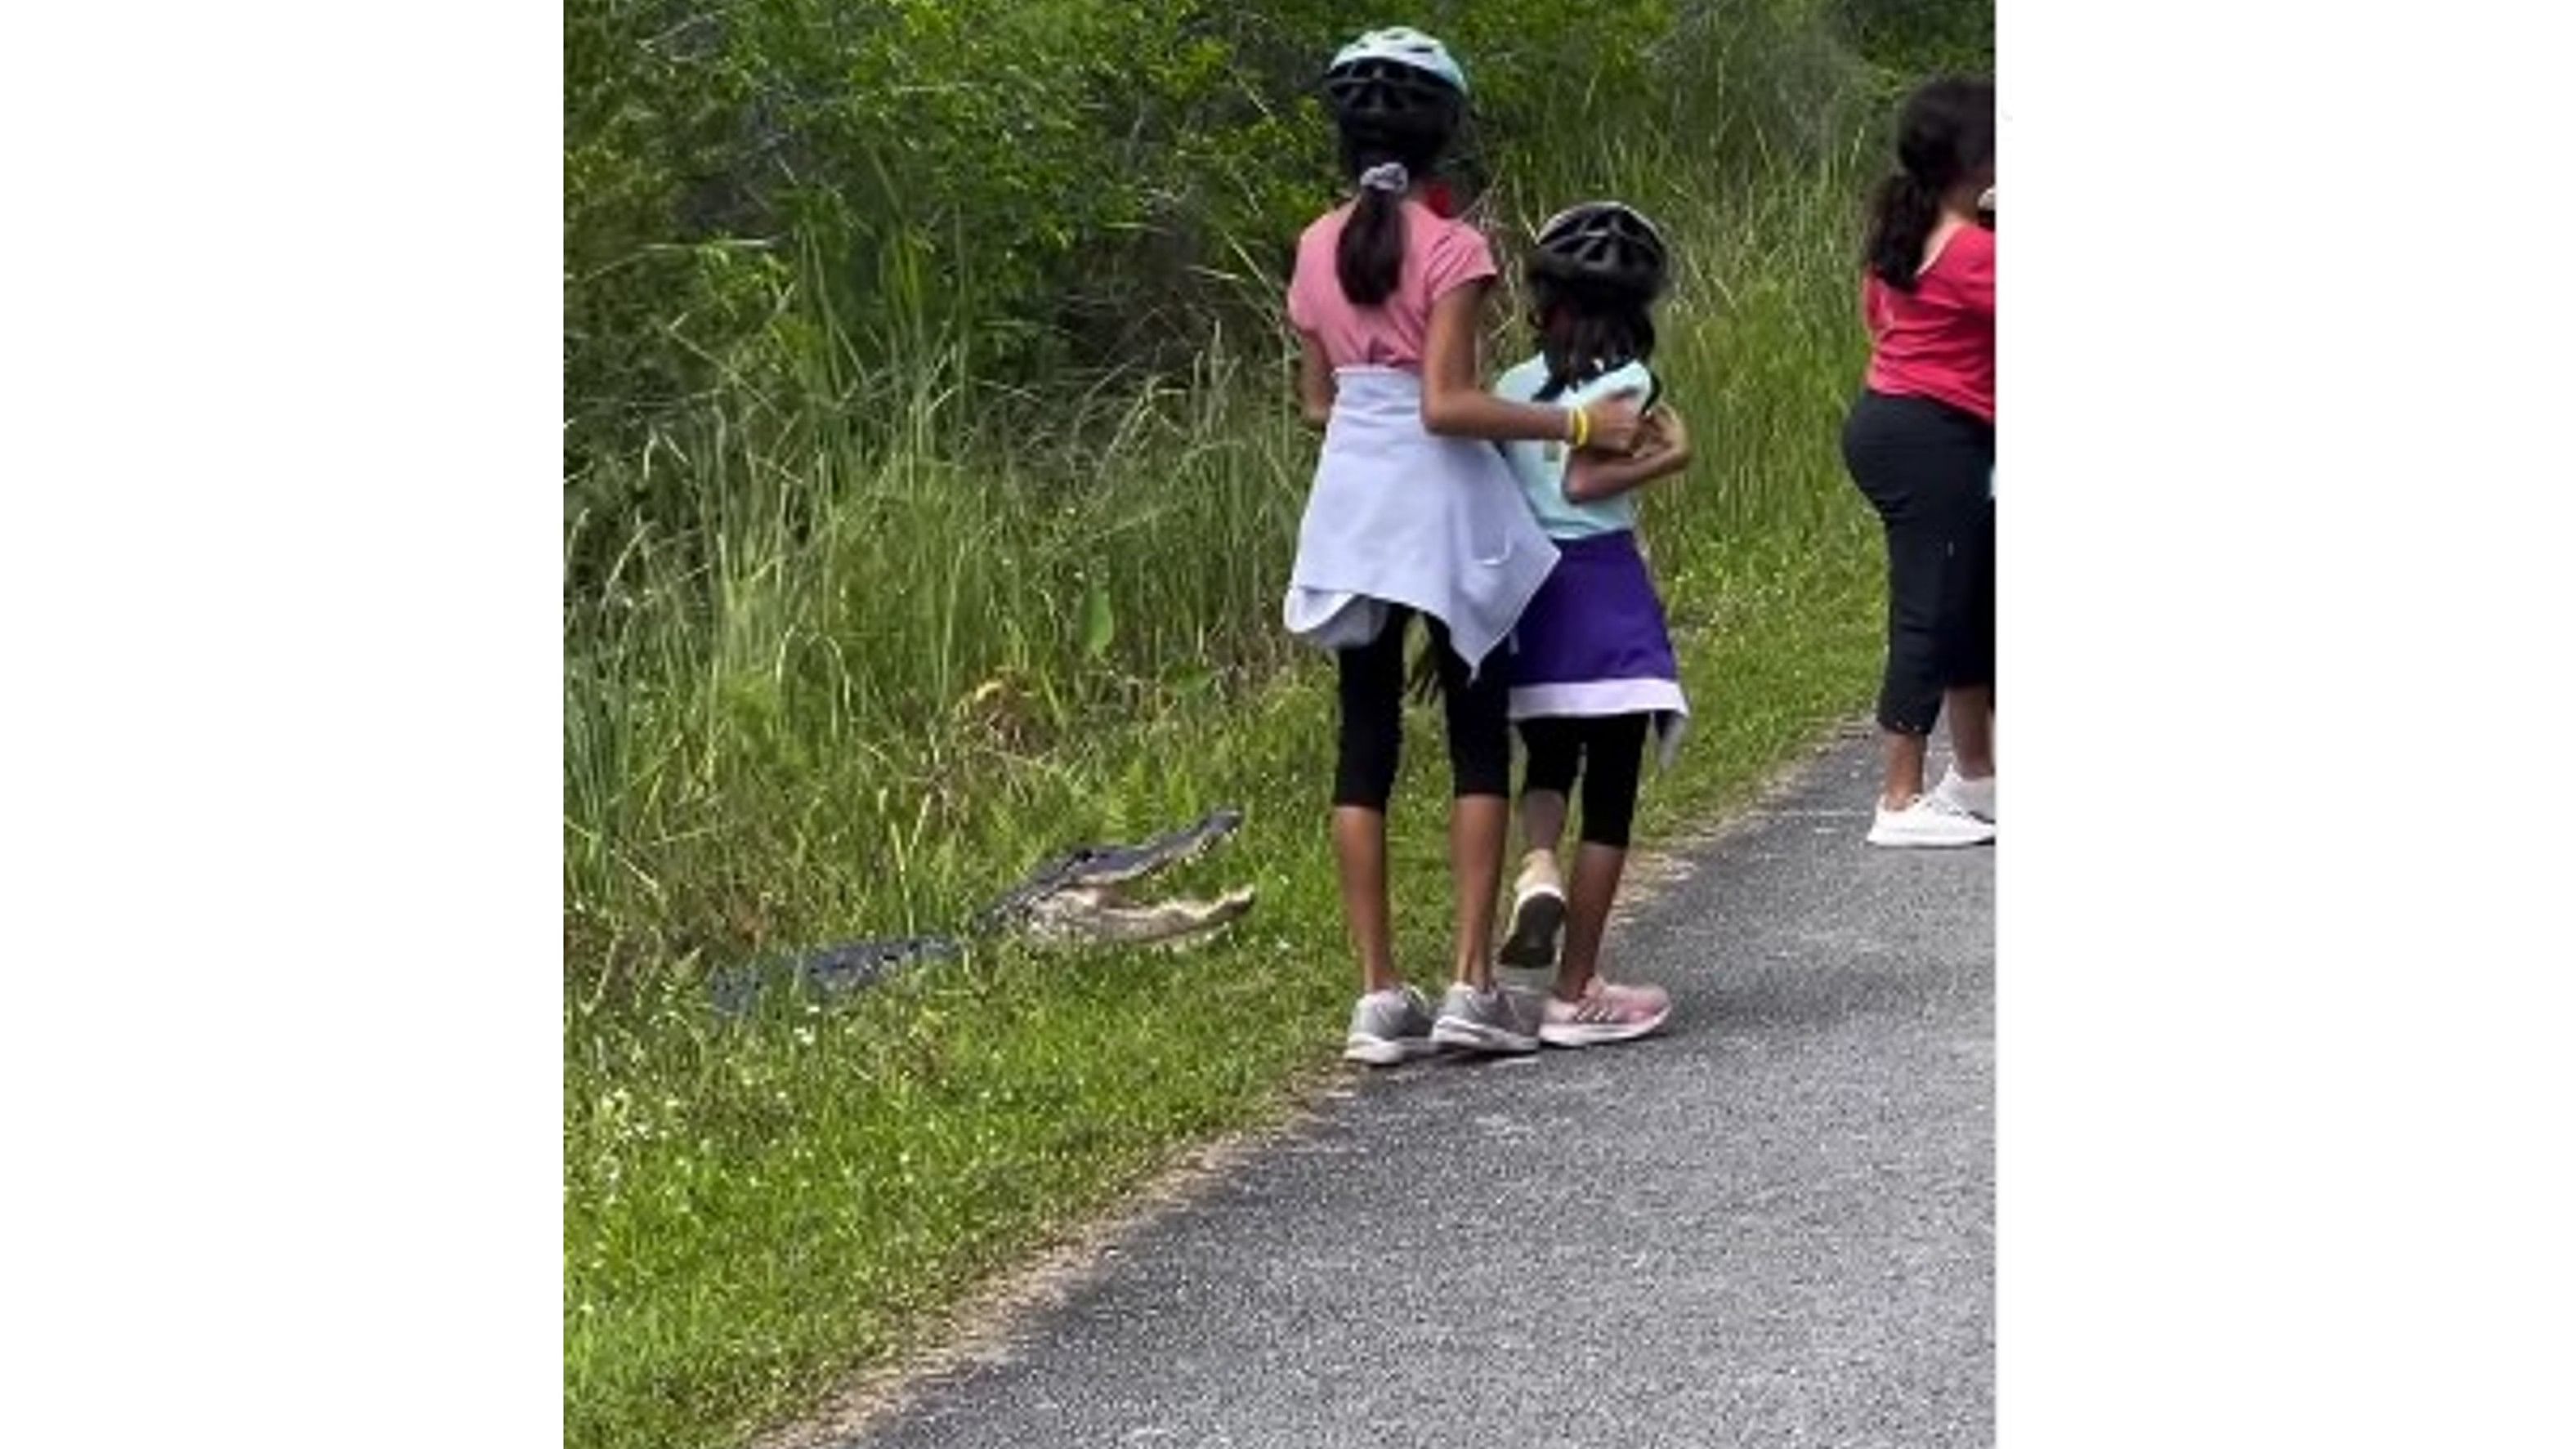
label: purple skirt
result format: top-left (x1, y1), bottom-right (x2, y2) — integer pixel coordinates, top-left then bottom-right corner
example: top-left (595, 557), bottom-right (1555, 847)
top-left (1507, 531), bottom-right (1689, 755)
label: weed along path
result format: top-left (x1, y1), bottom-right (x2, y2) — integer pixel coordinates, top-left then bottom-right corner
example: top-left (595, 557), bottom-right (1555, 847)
top-left (778, 727), bottom-right (1994, 1449)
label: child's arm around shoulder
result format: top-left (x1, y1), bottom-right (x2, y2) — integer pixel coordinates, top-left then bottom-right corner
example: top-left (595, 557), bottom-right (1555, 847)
top-left (1418, 221), bottom-right (1644, 449)
top-left (1564, 409), bottom-right (1690, 503)
top-left (1564, 366), bottom-right (1692, 503)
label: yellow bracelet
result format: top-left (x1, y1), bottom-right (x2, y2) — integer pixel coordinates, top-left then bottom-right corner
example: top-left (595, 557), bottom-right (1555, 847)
top-left (1569, 406), bottom-right (1591, 449)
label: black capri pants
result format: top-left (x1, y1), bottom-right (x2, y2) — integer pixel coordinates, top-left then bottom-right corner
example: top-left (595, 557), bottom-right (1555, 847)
top-left (1335, 606), bottom-right (1513, 809)
top-left (1841, 389), bottom-right (1995, 736)
top-left (1518, 713), bottom-right (1651, 849)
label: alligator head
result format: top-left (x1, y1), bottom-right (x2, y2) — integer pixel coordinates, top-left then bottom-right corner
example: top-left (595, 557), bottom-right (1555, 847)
top-left (971, 807), bottom-right (1255, 948)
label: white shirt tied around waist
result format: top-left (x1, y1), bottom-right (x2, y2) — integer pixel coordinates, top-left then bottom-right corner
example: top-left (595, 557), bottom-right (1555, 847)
top-left (1281, 367), bottom-right (1559, 672)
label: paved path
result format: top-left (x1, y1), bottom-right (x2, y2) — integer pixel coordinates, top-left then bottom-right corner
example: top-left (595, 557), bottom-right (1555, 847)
top-left (838, 729), bottom-right (1992, 1448)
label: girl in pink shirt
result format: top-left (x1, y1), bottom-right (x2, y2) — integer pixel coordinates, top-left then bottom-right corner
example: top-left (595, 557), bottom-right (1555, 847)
top-left (1840, 77), bottom-right (1998, 849)
top-left (1285, 28), bottom-right (1644, 1066)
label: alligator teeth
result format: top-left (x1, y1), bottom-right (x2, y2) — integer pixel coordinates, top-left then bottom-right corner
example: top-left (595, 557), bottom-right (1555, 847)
top-left (1024, 884), bottom-right (1256, 947)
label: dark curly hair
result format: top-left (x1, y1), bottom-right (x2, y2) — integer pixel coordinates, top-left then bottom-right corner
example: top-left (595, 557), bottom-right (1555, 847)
top-left (1527, 272), bottom-right (1657, 403)
top-left (1864, 78), bottom-right (1995, 293)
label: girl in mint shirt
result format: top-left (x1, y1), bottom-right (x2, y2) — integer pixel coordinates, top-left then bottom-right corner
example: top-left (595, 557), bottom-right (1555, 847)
top-left (1490, 202), bottom-right (1694, 1047)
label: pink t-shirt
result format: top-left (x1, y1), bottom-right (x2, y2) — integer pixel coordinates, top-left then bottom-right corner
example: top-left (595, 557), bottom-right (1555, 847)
top-left (1286, 200), bottom-right (1498, 370)
top-left (1863, 223), bottom-right (1995, 423)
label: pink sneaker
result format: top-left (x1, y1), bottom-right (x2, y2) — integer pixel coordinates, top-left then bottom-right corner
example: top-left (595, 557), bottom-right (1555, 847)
top-left (1538, 978), bottom-right (1672, 1048)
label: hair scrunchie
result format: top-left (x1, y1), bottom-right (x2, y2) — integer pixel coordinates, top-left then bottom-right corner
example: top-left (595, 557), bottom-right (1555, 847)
top-left (1358, 163), bottom-right (1410, 194)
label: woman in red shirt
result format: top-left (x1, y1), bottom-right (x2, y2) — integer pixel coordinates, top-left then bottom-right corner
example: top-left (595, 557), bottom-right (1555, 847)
top-left (1843, 77), bottom-right (1997, 847)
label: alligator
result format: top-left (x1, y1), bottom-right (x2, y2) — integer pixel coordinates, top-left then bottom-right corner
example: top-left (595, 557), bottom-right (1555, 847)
top-left (708, 807), bottom-right (1254, 1017)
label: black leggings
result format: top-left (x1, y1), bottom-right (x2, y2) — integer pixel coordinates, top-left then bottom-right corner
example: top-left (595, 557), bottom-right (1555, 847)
top-left (1334, 606), bottom-right (1512, 809)
top-left (1842, 389), bottom-right (1996, 736)
top-left (1518, 713), bottom-right (1650, 849)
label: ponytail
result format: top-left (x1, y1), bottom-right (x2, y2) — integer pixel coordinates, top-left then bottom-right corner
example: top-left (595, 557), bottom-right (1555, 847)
top-left (1863, 171), bottom-right (1943, 293)
top-left (1336, 184), bottom-right (1407, 306)
top-left (1864, 76), bottom-right (1995, 293)
top-left (1332, 123), bottom-right (1447, 308)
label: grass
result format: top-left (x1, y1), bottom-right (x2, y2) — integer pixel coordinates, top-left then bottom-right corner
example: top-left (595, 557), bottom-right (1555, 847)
top-left (563, 564), bottom-right (1881, 1449)
top-left (563, 20), bottom-right (1903, 1449)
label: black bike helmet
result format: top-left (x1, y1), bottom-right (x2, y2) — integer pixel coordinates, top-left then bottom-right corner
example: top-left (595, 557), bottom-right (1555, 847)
top-left (1531, 201), bottom-right (1670, 297)
top-left (1321, 27), bottom-right (1467, 129)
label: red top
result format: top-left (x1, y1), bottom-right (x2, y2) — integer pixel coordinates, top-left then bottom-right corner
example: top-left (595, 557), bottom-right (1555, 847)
top-left (1863, 224), bottom-right (1994, 423)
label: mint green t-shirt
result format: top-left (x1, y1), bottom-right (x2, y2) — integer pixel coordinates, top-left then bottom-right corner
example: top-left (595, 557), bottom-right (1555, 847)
top-left (1492, 356), bottom-right (1657, 539)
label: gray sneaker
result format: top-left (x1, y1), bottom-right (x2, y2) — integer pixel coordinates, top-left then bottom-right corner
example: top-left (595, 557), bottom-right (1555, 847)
top-left (1344, 985), bottom-right (1438, 1067)
top-left (1429, 982), bottom-right (1543, 1056)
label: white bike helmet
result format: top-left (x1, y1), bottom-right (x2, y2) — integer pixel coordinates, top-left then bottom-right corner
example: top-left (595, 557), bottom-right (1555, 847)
top-left (1322, 26), bottom-right (1469, 125)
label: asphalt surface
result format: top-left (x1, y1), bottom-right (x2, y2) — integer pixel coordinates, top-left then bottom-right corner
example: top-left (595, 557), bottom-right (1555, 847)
top-left (839, 728), bottom-right (1993, 1448)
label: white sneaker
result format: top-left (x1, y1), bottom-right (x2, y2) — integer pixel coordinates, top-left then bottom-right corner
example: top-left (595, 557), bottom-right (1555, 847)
top-left (1498, 851), bottom-right (1567, 970)
top-left (1930, 767), bottom-right (1996, 822)
top-left (1866, 794), bottom-right (1997, 848)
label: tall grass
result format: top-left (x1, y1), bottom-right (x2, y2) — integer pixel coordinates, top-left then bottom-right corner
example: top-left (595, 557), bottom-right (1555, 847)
top-left (564, 338), bottom-right (1316, 991)
top-left (564, 7), bottom-right (1920, 1446)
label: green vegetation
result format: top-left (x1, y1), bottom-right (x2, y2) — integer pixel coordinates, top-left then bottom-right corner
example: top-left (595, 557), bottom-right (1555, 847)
top-left (564, 2), bottom-right (1986, 1447)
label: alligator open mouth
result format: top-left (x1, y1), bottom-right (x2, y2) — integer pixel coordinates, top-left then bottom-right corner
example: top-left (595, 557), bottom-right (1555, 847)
top-left (708, 807), bottom-right (1257, 1017)
top-left (977, 807), bottom-right (1256, 948)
